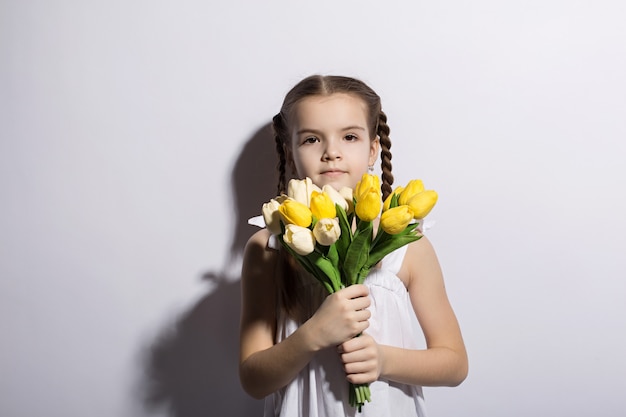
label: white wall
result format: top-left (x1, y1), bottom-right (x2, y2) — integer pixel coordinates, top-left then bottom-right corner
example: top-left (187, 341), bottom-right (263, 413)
top-left (2, 1), bottom-right (625, 416)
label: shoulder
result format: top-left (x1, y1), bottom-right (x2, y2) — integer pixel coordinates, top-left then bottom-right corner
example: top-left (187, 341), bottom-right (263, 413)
top-left (246, 228), bottom-right (273, 250)
top-left (242, 229), bottom-right (280, 276)
top-left (244, 228), bottom-right (277, 259)
top-left (407, 234), bottom-right (438, 259)
top-left (397, 235), bottom-right (443, 287)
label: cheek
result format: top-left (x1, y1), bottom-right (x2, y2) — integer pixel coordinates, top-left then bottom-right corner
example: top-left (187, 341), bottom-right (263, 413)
top-left (293, 157), bottom-right (313, 177)
top-left (289, 148), bottom-right (311, 176)
top-left (361, 145), bottom-right (376, 166)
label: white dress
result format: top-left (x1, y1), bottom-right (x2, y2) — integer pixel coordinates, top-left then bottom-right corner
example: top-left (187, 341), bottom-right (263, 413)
top-left (264, 245), bottom-right (428, 417)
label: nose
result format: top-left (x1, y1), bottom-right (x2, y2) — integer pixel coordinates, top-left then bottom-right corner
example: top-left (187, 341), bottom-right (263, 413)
top-left (322, 140), bottom-right (342, 161)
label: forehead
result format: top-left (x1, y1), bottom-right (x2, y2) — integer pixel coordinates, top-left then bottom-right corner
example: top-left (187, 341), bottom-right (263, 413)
top-left (291, 93), bottom-right (369, 131)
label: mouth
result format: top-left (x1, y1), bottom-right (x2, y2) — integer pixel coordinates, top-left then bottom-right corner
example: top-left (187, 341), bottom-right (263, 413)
top-left (320, 169), bottom-right (346, 177)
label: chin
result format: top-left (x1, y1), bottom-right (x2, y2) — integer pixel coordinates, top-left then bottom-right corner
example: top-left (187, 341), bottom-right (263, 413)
top-left (319, 179), bottom-right (353, 191)
top-left (309, 172), bottom-right (358, 190)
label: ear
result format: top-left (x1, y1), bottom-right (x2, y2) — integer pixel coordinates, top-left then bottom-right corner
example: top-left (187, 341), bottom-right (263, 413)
top-left (369, 137), bottom-right (380, 167)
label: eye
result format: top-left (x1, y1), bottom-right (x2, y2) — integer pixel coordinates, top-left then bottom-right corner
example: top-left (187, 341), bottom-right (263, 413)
top-left (302, 136), bottom-right (319, 145)
top-left (344, 134), bottom-right (359, 141)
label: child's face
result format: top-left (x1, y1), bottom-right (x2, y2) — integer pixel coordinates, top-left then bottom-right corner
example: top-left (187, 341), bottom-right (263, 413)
top-left (288, 93), bottom-right (379, 191)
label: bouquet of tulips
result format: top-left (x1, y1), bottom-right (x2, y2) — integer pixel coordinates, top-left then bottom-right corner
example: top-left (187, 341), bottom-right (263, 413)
top-left (261, 173), bottom-right (438, 412)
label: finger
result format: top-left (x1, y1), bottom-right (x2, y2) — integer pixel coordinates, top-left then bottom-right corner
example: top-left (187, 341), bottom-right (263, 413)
top-left (343, 359), bottom-right (373, 374)
top-left (352, 309), bottom-right (371, 323)
top-left (348, 320), bottom-right (369, 338)
top-left (349, 295), bottom-right (371, 311)
top-left (341, 349), bottom-right (366, 363)
top-left (346, 371), bottom-right (376, 385)
top-left (341, 338), bottom-right (369, 355)
top-left (342, 284), bottom-right (369, 298)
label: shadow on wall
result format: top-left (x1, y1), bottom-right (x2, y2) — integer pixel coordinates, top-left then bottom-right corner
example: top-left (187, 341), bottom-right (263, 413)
top-left (141, 124), bottom-right (277, 417)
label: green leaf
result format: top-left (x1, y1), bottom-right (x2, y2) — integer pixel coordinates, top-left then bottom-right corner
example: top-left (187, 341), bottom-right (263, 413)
top-left (371, 225), bottom-right (392, 249)
top-left (356, 266), bottom-right (371, 284)
top-left (311, 214), bottom-right (318, 229)
top-left (343, 220), bottom-right (372, 286)
top-left (389, 193), bottom-right (400, 209)
top-left (335, 204), bottom-right (352, 261)
top-left (367, 225), bottom-right (422, 269)
top-left (308, 251), bottom-right (342, 292)
top-left (326, 243), bottom-right (339, 271)
top-left (347, 211), bottom-right (355, 228)
top-left (277, 235), bottom-right (317, 276)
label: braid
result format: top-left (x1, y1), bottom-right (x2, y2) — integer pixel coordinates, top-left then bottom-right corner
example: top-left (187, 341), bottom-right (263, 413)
top-left (272, 113), bottom-right (288, 195)
top-left (377, 110), bottom-right (393, 201)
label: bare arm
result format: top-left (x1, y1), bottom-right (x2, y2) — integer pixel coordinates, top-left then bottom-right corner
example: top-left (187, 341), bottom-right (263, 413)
top-left (340, 236), bottom-right (468, 387)
top-left (239, 230), bottom-right (372, 399)
top-left (381, 236), bottom-right (467, 386)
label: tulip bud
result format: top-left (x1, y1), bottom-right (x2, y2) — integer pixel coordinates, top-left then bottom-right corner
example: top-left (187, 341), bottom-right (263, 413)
top-left (287, 178), bottom-right (308, 205)
top-left (262, 198), bottom-right (282, 235)
top-left (380, 205), bottom-right (414, 234)
top-left (279, 198), bottom-right (313, 227)
top-left (354, 173), bottom-right (380, 201)
top-left (398, 179), bottom-right (425, 206)
top-left (383, 186), bottom-right (405, 212)
top-left (287, 177), bottom-right (321, 206)
top-left (339, 187), bottom-right (354, 214)
top-left (312, 218), bottom-right (341, 246)
top-left (283, 224), bottom-right (316, 255)
top-left (355, 187), bottom-right (381, 222)
top-left (310, 191), bottom-right (336, 219)
top-left (321, 185), bottom-right (348, 212)
top-left (407, 190), bottom-right (438, 219)
top-left (398, 180), bottom-right (424, 206)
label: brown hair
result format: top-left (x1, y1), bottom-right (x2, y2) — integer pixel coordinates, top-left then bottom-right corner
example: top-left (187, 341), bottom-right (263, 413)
top-left (272, 75), bottom-right (394, 200)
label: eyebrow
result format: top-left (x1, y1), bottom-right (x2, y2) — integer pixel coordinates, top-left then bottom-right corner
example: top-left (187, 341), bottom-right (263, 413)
top-left (296, 126), bottom-right (367, 135)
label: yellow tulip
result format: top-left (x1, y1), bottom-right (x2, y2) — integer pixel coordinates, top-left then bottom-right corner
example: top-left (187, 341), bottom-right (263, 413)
top-left (398, 179), bottom-right (425, 206)
top-left (283, 224), bottom-right (316, 255)
top-left (355, 187), bottom-right (381, 222)
top-left (406, 190), bottom-right (438, 219)
top-left (380, 205), bottom-right (414, 234)
top-left (313, 218), bottom-right (341, 246)
top-left (279, 198), bottom-right (313, 227)
top-left (383, 186), bottom-right (405, 211)
top-left (310, 191), bottom-right (336, 219)
top-left (354, 173), bottom-right (380, 201)
top-left (321, 185), bottom-right (348, 212)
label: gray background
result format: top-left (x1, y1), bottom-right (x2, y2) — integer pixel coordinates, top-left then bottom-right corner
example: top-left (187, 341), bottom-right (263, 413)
top-left (2, 1), bottom-right (625, 416)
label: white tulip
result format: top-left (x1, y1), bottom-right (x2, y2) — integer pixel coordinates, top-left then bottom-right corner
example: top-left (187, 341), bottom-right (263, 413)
top-left (339, 186), bottom-right (354, 214)
top-left (262, 198), bottom-right (283, 235)
top-left (283, 224), bottom-right (316, 255)
top-left (287, 177), bottom-right (321, 206)
top-left (313, 218), bottom-right (341, 246)
top-left (321, 185), bottom-right (349, 212)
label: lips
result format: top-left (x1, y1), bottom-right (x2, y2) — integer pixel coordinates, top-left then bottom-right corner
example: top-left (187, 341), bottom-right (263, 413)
top-left (320, 169), bottom-right (346, 176)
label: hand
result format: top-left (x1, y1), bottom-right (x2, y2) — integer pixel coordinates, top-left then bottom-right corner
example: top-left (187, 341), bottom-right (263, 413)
top-left (338, 333), bottom-right (382, 384)
top-left (307, 284), bottom-right (371, 349)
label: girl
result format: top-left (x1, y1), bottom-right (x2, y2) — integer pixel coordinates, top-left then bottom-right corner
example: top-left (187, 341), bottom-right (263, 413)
top-left (239, 75), bottom-right (467, 416)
